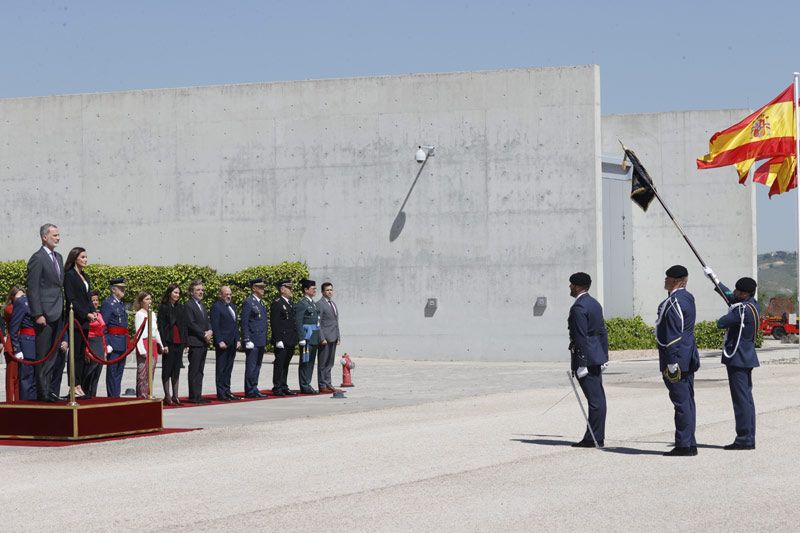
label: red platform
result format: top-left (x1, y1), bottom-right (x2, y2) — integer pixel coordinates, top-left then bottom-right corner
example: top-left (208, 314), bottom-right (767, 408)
top-left (0, 397), bottom-right (162, 441)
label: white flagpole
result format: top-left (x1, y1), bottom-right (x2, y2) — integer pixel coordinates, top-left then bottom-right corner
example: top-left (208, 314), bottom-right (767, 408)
top-left (794, 72), bottom-right (800, 361)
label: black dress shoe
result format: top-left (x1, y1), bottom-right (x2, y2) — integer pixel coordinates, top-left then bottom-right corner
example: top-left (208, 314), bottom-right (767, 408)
top-left (48, 392), bottom-right (61, 402)
top-left (227, 394), bottom-right (242, 401)
top-left (197, 398), bottom-right (211, 404)
top-left (300, 388), bottom-right (318, 394)
top-left (723, 442), bottom-right (755, 450)
top-left (217, 396), bottom-right (231, 401)
top-left (663, 446), bottom-right (698, 456)
top-left (272, 391), bottom-right (286, 397)
top-left (571, 440), bottom-right (603, 448)
top-left (283, 390), bottom-right (297, 396)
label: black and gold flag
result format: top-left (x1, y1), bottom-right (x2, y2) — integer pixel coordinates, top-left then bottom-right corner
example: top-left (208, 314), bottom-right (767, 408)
top-left (625, 148), bottom-right (656, 212)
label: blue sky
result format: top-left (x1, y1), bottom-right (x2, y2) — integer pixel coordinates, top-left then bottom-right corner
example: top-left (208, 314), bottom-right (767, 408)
top-left (3, 0), bottom-right (799, 251)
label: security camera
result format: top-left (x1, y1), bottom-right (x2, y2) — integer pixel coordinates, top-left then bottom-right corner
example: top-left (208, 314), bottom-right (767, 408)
top-left (415, 145), bottom-right (435, 163)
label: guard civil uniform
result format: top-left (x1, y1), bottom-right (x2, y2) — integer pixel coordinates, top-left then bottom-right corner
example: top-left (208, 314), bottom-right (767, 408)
top-left (656, 265), bottom-right (701, 456)
top-left (294, 279), bottom-right (320, 394)
top-left (715, 276), bottom-right (759, 450)
top-left (9, 294), bottom-right (38, 400)
top-left (101, 277), bottom-right (129, 397)
top-left (567, 272), bottom-right (609, 447)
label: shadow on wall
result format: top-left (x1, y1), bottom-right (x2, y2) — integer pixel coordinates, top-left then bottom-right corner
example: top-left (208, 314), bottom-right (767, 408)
top-left (389, 155), bottom-right (433, 242)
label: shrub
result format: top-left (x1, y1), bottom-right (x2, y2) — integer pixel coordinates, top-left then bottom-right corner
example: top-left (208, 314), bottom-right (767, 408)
top-left (605, 316), bottom-right (655, 350)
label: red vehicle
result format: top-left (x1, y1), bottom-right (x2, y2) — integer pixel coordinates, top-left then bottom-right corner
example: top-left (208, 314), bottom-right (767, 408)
top-left (759, 315), bottom-right (799, 339)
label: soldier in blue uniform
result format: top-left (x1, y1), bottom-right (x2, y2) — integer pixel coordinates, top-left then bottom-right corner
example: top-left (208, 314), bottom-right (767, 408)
top-left (101, 277), bottom-right (129, 397)
top-left (241, 278), bottom-right (269, 398)
top-left (9, 289), bottom-right (38, 400)
top-left (704, 269), bottom-right (759, 450)
top-left (294, 279), bottom-right (320, 394)
top-left (656, 265), bottom-right (701, 457)
top-left (567, 272), bottom-right (609, 448)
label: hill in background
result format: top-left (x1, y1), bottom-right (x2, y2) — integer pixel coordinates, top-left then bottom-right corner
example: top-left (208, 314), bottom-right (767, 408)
top-left (758, 251), bottom-right (797, 302)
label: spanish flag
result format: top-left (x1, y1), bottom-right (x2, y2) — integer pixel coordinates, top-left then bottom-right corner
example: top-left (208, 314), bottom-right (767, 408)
top-left (753, 154), bottom-right (797, 197)
top-left (697, 84), bottom-right (796, 193)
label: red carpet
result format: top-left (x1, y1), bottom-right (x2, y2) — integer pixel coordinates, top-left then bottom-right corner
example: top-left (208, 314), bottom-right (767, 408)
top-left (0, 427), bottom-right (200, 447)
top-left (163, 389), bottom-right (319, 409)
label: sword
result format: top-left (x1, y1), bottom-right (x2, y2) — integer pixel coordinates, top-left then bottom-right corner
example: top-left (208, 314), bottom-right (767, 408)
top-left (567, 370), bottom-right (600, 449)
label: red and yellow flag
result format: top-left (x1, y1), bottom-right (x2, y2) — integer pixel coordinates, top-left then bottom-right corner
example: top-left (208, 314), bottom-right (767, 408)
top-left (697, 84), bottom-right (797, 195)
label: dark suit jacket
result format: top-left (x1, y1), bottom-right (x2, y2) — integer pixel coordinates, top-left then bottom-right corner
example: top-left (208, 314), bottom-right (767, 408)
top-left (63, 268), bottom-right (96, 330)
top-left (270, 297), bottom-right (299, 346)
top-left (26, 247), bottom-right (64, 323)
top-left (210, 299), bottom-right (239, 346)
top-left (568, 293), bottom-right (609, 370)
top-left (184, 298), bottom-right (210, 347)
top-left (157, 302), bottom-right (188, 346)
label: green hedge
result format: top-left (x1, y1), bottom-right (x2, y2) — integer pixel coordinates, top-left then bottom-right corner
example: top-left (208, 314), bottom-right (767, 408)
top-left (0, 260), bottom-right (309, 346)
top-left (605, 315), bottom-right (762, 350)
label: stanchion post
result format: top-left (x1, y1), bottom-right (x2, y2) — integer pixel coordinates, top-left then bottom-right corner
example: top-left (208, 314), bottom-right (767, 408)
top-left (147, 308), bottom-right (154, 399)
top-left (68, 306), bottom-right (78, 407)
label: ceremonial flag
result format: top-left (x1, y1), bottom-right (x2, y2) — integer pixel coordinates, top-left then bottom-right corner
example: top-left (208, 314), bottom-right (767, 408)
top-left (697, 84), bottom-right (796, 192)
top-left (624, 148), bottom-right (656, 211)
top-left (752, 154), bottom-right (797, 197)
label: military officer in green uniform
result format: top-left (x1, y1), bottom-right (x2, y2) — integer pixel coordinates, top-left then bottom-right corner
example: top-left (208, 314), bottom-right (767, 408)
top-left (294, 279), bottom-right (320, 394)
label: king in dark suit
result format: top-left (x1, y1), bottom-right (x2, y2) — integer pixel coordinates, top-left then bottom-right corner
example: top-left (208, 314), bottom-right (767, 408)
top-left (567, 272), bottom-right (609, 448)
top-left (210, 285), bottom-right (241, 401)
top-left (657, 265), bottom-right (701, 457)
top-left (270, 280), bottom-right (299, 396)
top-left (26, 223), bottom-right (66, 402)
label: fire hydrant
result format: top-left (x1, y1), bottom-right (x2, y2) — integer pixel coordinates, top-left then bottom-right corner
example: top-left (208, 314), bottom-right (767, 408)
top-left (340, 353), bottom-right (355, 387)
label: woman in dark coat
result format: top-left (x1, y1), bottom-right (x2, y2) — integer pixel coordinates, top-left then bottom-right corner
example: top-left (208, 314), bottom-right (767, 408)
top-left (63, 247), bottom-right (96, 398)
top-left (157, 284), bottom-right (188, 405)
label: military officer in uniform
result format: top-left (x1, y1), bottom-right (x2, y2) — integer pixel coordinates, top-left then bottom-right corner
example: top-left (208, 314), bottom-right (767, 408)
top-left (9, 289), bottom-right (38, 400)
top-left (567, 272), bottom-right (608, 448)
top-left (704, 269), bottom-right (760, 450)
top-left (657, 265), bottom-right (701, 457)
top-left (270, 280), bottom-right (299, 396)
top-left (241, 278), bottom-right (269, 398)
top-left (101, 277), bottom-right (129, 397)
top-left (294, 279), bottom-right (320, 394)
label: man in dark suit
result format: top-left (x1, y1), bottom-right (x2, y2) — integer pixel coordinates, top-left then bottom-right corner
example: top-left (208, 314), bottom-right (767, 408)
top-left (657, 265), bottom-right (701, 457)
top-left (317, 282), bottom-right (340, 393)
top-left (270, 280), bottom-right (299, 396)
top-left (26, 223), bottom-right (67, 402)
top-left (567, 272), bottom-right (609, 448)
top-left (185, 279), bottom-right (212, 403)
top-left (705, 269), bottom-right (760, 451)
top-left (210, 285), bottom-right (241, 401)
top-left (241, 278), bottom-right (269, 398)
top-left (294, 279), bottom-right (320, 394)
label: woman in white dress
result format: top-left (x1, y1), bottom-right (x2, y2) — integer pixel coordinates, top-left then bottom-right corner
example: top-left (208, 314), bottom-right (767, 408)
top-left (133, 291), bottom-right (163, 399)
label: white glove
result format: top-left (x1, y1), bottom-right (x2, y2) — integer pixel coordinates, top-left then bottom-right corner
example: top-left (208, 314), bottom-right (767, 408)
top-left (600, 362), bottom-right (608, 372)
top-left (14, 352), bottom-right (24, 360)
top-left (276, 341), bottom-right (284, 349)
top-left (245, 341), bottom-right (255, 350)
top-left (299, 340), bottom-right (307, 346)
top-left (667, 363), bottom-right (678, 373)
top-left (106, 345), bottom-right (113, 354)
top-left (703, 266), bottom-right (719, 284)
top-left (576, 366), bottom-right (589, 379)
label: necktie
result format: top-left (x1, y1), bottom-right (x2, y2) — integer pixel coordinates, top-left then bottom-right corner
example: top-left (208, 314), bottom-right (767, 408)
top-left (227, 304), bottom-right (235, 320)
top-left (330, 299), bottom-right (337, 317)
top-left (50, 252), bottom-right (59, 276)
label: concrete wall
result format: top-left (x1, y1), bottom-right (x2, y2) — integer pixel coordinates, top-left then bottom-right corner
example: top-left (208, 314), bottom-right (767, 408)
top-left (602, 110), bottom-right (757, 323)
top-left (0, 66), bottom-right (603, 361)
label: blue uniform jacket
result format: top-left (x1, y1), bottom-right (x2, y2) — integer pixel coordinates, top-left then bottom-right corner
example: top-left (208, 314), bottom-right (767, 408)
top-left (211, 299), bottom-right (240, 346)
top-left (101, 295), bottom-right (129, 352)
top-left (9, 295), bottom-right (36, 357)
top-left (241, 295), bottom-right (268, 347)
top-left (656, 288), bottom-right (700, 372)
top-left (716, 283), bottom-right (760, 368)
top-left (567, 293), bottom-right (609, 369)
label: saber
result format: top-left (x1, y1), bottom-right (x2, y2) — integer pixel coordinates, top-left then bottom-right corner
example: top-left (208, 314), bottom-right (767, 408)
top-left (567, 370), bottom-right (599, 449)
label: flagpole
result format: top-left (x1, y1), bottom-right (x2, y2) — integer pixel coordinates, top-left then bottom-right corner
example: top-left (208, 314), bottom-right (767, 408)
top-left (793, 72), bottom-right (799, 360)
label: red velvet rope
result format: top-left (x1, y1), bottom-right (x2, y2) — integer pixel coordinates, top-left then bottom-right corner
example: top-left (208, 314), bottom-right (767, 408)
top-left (9, 323), bottom-right (69, 367)
top-left (77, 318), bottom-right (148, 366)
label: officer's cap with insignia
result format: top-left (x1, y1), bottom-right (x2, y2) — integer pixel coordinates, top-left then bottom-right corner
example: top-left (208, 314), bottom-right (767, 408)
top-left (109, 277), bottom-right (127, 288)
top-left (735, 277), bottom-right (757, 295)
top-left (569, 272), bottom-right (591, 287)
top-left (300, 279), bottom-right (316, 290)
top-left (665, 265), bottom-right (689, 278)
top-left (275, 279), bottom-right (292, 290)
top-left (249, 278), bottom-right (266, 288)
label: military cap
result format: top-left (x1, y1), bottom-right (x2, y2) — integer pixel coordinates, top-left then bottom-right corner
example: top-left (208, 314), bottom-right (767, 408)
top-left (109, 277), bottom-right (127, 288)
top-left (300, 279), bottom-right (316, 290)
top-left (249, 278), bottom-right (266, 288)
top-left (735, 277), bottom-right (757, 294)
top-left (665, 265), bottom-right (689, 278)
top-left (275, 279), bottom-right (293, 290)
top-left (569, 272), bottom-right (592, 287)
